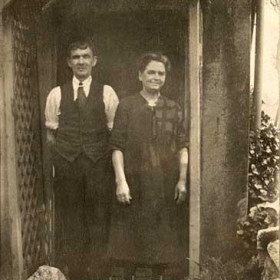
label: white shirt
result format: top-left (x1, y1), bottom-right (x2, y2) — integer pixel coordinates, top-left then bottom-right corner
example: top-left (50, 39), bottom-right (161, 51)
top-left (45, 76), bottom-right (119, 130)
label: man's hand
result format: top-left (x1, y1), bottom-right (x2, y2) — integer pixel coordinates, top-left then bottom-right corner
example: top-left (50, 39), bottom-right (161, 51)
top-left (116, 180), bottom-right (132, 205)
top-left (174, 179), bottom-right (187, 204)
top-left (46, 129), bottom-right (56, 147)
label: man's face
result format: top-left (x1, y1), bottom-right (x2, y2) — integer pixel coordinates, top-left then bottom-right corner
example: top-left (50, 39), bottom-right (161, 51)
top-left (67, 47), bottom-right (97, 81)
top-left (139, 60), bottom-right (166, 93)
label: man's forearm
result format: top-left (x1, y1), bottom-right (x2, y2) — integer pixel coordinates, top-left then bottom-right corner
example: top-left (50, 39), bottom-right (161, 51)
top-left (46, 128), bottom-right (57, 145)
top-left (178, 147), bottom-right (188, 182)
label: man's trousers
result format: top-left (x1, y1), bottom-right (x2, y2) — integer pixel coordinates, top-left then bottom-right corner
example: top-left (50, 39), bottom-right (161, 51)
top-left (53, 153), bottom-right (113, 280)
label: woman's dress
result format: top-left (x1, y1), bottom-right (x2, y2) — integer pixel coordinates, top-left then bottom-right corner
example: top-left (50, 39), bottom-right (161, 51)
top-left (108, 93), bottom-right (188, 265)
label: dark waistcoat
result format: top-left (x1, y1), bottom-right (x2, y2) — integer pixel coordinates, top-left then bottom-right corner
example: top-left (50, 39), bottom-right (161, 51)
top-left (55, 80), bottom-right (109, 163)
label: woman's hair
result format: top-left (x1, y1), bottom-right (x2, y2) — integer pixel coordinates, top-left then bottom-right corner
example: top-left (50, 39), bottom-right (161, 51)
top-left (67, 39), bottom-right (97, 57)
top-left (137, 53), bottom-right (171, 73)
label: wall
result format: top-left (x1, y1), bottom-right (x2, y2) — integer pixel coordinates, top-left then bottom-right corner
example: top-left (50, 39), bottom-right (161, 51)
top-left (1, 0), bottom-right (252, 276)
top-left (1, 1), bottom-right (52, 278)
top-left (0, 0), bottom-right (21, 278)
top-left (0, 0), bottom-right (12, 278)
top-left (201, 0), bottom-right (251, 260)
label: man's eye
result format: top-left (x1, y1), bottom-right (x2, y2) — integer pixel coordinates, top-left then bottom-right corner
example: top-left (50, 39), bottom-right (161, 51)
top-left (72, 56), bottom-right (80, 59)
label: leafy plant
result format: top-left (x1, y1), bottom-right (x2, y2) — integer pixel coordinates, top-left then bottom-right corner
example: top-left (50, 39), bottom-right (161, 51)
top-left (248, 112), bottom-right (279, 205)
top-left (237, 111), bottom-right (279, 249)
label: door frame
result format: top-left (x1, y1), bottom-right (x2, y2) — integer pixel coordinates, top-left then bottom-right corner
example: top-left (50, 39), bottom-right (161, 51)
top-left (187, 0), bottom-right (202, 277)
top-left (37, 0), bottom-right (203, 277)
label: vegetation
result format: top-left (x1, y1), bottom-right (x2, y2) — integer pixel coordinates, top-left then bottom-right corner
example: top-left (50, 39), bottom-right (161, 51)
top-left (237, 112), bottom-right (279, 250)
top-left (187, 111), bottom-right (279, 280)
top-left (186, 256), bottom-right (259, 280)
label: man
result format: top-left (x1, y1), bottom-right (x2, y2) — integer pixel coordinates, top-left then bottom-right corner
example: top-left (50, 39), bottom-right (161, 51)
top-left (45, 39), bottom-right (119, 280)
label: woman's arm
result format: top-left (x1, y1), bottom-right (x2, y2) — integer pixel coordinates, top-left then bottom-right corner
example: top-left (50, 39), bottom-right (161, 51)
top-left (174, 147), bottom-right (188, 204)
top-left (112, 149), bottom-right (132, 205)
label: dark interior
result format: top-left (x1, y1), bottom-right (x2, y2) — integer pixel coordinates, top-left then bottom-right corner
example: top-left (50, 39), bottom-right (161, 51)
top-left (56, 9), bottom-right (188, 104)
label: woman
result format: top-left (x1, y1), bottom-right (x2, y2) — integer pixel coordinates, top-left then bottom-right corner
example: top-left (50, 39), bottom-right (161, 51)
top-left (108, 53), bottom-right (189, 280)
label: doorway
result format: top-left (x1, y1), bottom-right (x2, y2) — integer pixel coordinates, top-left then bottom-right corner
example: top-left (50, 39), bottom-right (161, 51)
top-left (49, 4), bottom-right (191, 278)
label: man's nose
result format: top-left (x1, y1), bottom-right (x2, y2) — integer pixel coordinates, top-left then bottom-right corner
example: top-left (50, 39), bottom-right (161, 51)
top-left (78, 57), bottom-right (84, 64)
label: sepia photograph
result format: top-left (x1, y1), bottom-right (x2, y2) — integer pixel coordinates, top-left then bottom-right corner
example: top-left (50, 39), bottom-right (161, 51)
top-left (0, 0), bottom-right (279, 280)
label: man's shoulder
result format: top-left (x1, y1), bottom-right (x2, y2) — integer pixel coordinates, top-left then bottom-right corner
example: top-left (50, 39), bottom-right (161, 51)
top-left (48, 85), bottom-right (61, 97)
top-left (103, 84), bottom-right (115, 92)
top-left (60, 80), bottom-right (73, 89)
top-left (50, 80), bottom-right (72, 93)
top-left (91, 80), bottom-right (107, 92)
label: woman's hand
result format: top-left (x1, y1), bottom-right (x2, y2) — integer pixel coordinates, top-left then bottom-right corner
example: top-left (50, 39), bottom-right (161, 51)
top-left (174, 179), bottom-right (187, 204)
top-left (112, 150), bottom-right (131, 205)
top-left (116, 180), bottom-right (132, 205)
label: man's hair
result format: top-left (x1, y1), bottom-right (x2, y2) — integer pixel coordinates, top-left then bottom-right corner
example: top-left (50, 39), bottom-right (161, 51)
top-left (67, 39), bottom-right (97, 57)
top-left (137, 52), bottom-right (171, 73)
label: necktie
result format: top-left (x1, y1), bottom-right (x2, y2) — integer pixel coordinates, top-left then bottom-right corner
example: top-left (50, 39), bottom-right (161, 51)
top-left (77, 82), bottom-right (86, 107)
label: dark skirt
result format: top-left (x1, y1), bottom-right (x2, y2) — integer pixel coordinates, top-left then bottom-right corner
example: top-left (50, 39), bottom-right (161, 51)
top-left (107, 146), bottom-right (188, 265)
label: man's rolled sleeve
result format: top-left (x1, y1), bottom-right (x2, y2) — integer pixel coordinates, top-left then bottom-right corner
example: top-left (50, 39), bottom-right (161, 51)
top-left (104, 85), bottom-right (119, 130)
top-left (45, 86), bottom-right (61, 130)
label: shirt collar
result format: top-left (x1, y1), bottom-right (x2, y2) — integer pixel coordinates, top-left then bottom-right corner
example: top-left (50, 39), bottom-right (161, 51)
top-left (72, 75), bottom-right (92, 88)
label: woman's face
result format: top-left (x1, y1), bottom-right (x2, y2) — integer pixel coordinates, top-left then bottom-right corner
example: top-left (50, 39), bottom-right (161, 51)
top-left (139, 60), bottom-right (166, 93)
